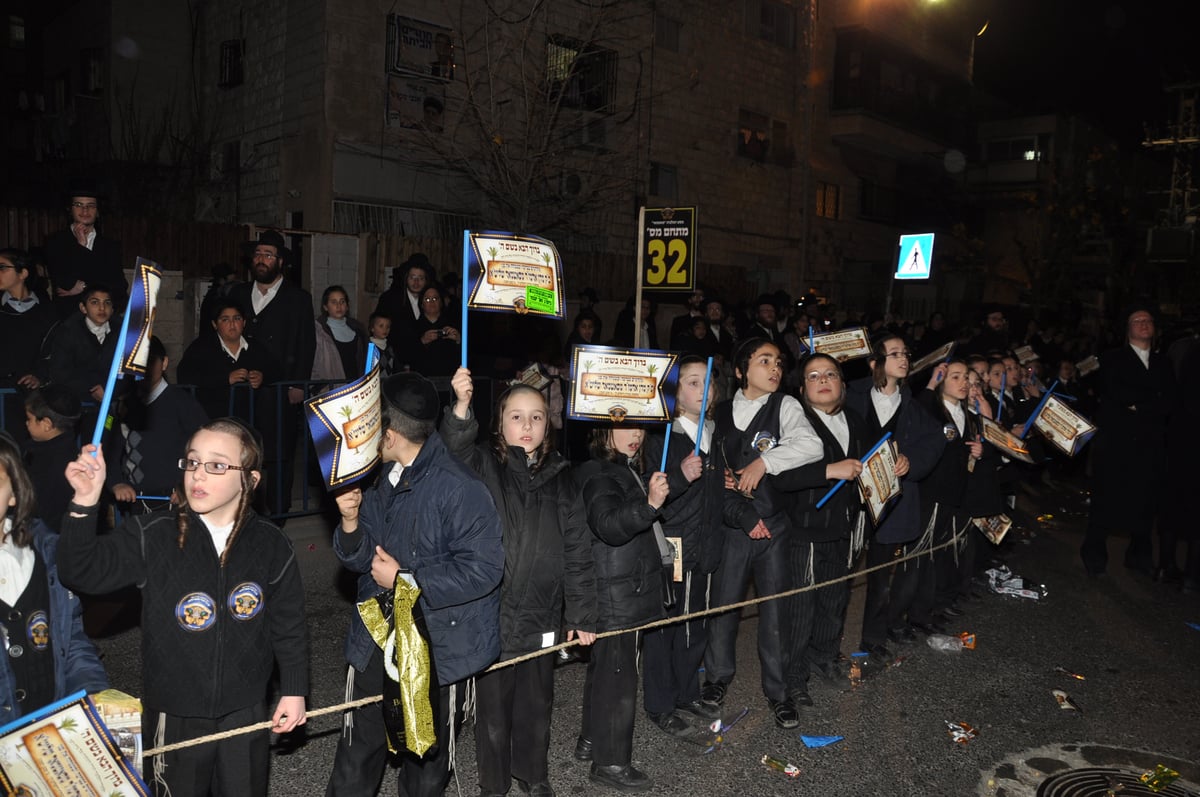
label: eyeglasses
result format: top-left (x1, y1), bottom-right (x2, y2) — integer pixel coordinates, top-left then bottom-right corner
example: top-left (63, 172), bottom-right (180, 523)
top-left (885, 351), bottom-right (912, 360)
top-left (178, 458), bottom-right (249, 475)
top-left (805, 370), bottom-right (841, 383)
top-left (71, 202), bottom-right (98, 210)
top-left (421, 296), bottom-right (441, 303)
top-left (253, 251), bottom-right (278, 261)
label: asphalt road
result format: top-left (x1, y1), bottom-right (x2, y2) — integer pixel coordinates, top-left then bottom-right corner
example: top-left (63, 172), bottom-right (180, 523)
top-left (89, 478), bottom-right (1200, 796)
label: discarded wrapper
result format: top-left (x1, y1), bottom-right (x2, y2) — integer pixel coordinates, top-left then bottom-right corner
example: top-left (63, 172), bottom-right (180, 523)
top-left (1054, 666), bottom-right (1086, 681)
top-left (986, 566), bottom-right (1044, 600)
top-left (1051, 689), bottom-right (1082, 712)
top-left (958, 632), bottom-right (977, 650)
top-left (1139, 763), bottom-right (1181, 793)
top-left (704, 706), bottom-right (750, 754)
top-left (945, 720), bottom-right (978, 745)
top-left (762, 754), bottom-right (801, 777)
top-left (800, 735), bottom-right (843, 748)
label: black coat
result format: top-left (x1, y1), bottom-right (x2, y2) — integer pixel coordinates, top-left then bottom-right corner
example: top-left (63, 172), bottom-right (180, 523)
top-left (916, 390), bottom-right (979, 510)
top-left (176, 335), bottom-right (278, 420)
top-left (642, 424), bottom-right (725, 574)
top-left (778, 405), bottom-right (867, 543)
top-left (440, 411), bottom-right (597, 658)
top-left (0, 295), bottom-right (57, 387)
top-left (575, 457), bottom-right (666, 633)
top-left (845, 379), bottom-right (946, 542)
top-left (46, 314), bottom-right (118, 401)
top-left (43, 229), bottom-right (128, 318)
top-left (230, 280), bottom-right (316, 384)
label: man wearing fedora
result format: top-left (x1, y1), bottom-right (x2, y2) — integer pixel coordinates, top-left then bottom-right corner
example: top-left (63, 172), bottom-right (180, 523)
top-left (43, 184), bottom-right (128, 319)
top-left (231, 230), bottom-right (316, 516)
top-left (373, 254), bottom-right (437, 364)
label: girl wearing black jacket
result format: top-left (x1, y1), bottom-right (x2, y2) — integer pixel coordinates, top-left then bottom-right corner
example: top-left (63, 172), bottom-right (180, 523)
top-left (444, 368), bottom-right (596, 797)
top-left (640, 356), bottom-right (724, 737)
top-left (574, 426), bottom-right (669, 793)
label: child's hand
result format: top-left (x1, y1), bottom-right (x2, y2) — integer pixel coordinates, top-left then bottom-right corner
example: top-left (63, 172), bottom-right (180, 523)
top-left (735, 458), bottom-right (767, 496)
top-left (894, 453), bottom-right (910, 478)
top-left (271, 696), bottom-right (307, 734)
top-left (567, 629), bottom-right (596, 646)
top-left (647, 472), bottom-right (669, 510)
top-left (967, 436), bottom-right (983, 460)
top-left (723, 468), bottom-right (738, 491)
top-left (65, 445), bottom-right (106, 507)
top-left (680, 452), bottom-right (703, 483)
top-left (112, 483), bottom-right (136, 503)
top-left (825, 458), bottom-right (863, 481)
top-left (372, 545), bottom-right (401, 590)
top-left (926, 363), bottom-right (948, 390)
top-left (451, 367), bottom-right (473, 418)
top-left (334, 488), bottom-right (362, 523)
top-left (89, 385), bottom-right (104, 402)
top-left (748, 519), bottom-right (772, 540)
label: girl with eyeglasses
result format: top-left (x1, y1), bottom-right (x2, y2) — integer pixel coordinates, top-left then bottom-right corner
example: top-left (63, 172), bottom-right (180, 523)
top-left (60, 418), bottom-right (308, 797)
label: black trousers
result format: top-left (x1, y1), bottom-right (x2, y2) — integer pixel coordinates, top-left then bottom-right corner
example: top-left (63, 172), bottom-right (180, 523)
top-left (474, 655), bottom-right (554, 794)
top-left (783, 538), bottom-right (850, 692)
top-left (325, 647), bottom-right (466, 797)
top-left (580, 631), bottom-right (639, 767)
top-left (260, 392), bottom-right (302, 517)
top-left (145, 703), bottom-right (268, 797)
top-left (859, 539), bottom-right (907, 648)
top-left (703, 529), bottom-right (789, 701)
top-left (642, 567), bottom-right (709, 716)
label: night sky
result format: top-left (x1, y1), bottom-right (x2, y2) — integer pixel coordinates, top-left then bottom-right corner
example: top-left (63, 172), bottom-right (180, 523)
top-left (971, 0), bottom-right (1199, 145)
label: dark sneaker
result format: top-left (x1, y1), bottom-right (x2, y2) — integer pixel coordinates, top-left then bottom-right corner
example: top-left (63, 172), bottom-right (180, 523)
top-left (522, 783), bottom-right (556, 797)
top-left (887, 626), bottom-right (918, 645)
top-left (573, 735), bottom-right (593, 762)
top-left (676, 699), bottom-right (721, 721)
top-left (768, 698), bottom-right (800, 729)
top-left (786, 687), bottom-right (813, 708)
top-left (700, 680), bottom-right (727, 709)
top-left (589, 764), bottom-right (653, 792)
top-left (648, 710), bottom-right (692, 738)
top-left (809, 659), bottom-right (843, 685)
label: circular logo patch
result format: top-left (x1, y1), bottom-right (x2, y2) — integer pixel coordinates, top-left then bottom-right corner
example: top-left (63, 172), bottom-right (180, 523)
top-left (228, 582), bottom-right (265, 621)
top-left (752, 431), bottom-right (778, 452)
top-left (943, 422), bottom-right (960, 441)
top-left (176, 592), bottom-right (217, 632)
top-left (25, 611), bottom-right (50, 651)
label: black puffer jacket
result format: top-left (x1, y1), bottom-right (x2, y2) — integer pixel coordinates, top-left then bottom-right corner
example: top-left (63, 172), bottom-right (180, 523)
top-left (642, 425), bottom-right (724, 574)
top-left (575, 457), bottom-right (666, 633)
top-left (441, 411), bottom-right (596, 658)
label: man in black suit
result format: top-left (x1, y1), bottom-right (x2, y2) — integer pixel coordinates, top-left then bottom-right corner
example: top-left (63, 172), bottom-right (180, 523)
top-left (230, 230), bottom-right (316, 516)
top-left (43, 186), bottom-right (128, 318)
top-left (1081, 306), bottom-right (1177, 577)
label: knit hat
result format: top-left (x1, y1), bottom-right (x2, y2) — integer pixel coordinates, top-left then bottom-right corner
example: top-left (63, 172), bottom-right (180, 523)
top-left (381, 372), bottom-right (440, 421)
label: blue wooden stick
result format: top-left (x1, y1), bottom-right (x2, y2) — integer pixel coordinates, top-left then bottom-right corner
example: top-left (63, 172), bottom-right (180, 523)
top-left (89, 303), bottom-right (136, 450)
top-left (365, 341), bottom-right (378, 375)
top-left (808, 325), bottom-right (814, 353)
top-left (460, 230), bottom-right (471, 368)
top-left (996, 373), bottom-right (1006, 421)
top-left (816, 431), bottom-right (892, 509)
top-left (135, 495), bottom-right (172, 502)
top-left (695, 356), bottom-right (714, 457)
top-left (1020, 379), bottom-right (1058, 440)
top-left (660, 422), bottom-right (672, 472)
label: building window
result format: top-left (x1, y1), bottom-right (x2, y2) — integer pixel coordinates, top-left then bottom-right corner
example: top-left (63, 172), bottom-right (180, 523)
top-left (746, 0), bottom-right (795, 49)
top-left (219, 39), bottom-right (244, 88)
top-left (655, 14), bottom-right (681, 53)
top-left (547, 36), bottom-right (617, 113)
top-left (79, 48), bottom-right (104, 95)
top-left (983, 136), bottom-right (1042, 163)
top-left (815, 181), bottom-right (840, 220)
top-left (649, 162), bottom-right (678, 201)
top-left (738, 109), bottom-right (770, 162)
top-left (8, 15), bottom-right (25, 48)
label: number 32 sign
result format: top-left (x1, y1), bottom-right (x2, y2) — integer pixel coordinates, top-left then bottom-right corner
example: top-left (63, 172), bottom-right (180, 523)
top-left (641, 207), bottom-right (696, 291)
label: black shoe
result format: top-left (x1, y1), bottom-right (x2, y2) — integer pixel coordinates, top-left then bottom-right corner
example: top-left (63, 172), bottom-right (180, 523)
top-left (887, 626), bottom-right (918, 645)
top-left (787, 687), bottom-right (813, 707)
top-left (519, 782), bottom-right (555, 797)
top-left (676, 699), bottom-right (721, 721)
top-left (589, 764), bottom-right (653, 792)
top-left (700, 680), bottom-right (727, 708)
top-left (573, 736), bottom-right (593, 762)
top-left (648, 710), bottom-right (692, 738)
top-left (768, 698), bottom-right (800, 729)
top-left (864, 644), bottom-right (894, 665)
top-left (911, 620), bottom-right (947, 636)
top-left (941, 604), bottom-right (965, 618)
top-left (1154, 566), bottom-right (1184, 584)
top-left (809, 659), bottom-right (843, 685)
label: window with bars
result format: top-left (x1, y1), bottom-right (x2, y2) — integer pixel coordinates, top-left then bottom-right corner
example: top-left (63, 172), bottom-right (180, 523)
top-left (746, 0), bottom-right (795, 49)
top-left (547, 35), bottom-right (617, 113)
top-left (815, 181), bottom-right (840, 220)
top-left (80, 47), bottom-right (104, 95)
top-left (649, 162), bottom-right (678, 201)
top-left (219, 39), bottom-right (244, 88)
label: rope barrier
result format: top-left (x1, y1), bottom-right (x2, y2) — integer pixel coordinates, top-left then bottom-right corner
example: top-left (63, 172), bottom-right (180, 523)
top-left (142, 529), bottom-right (966, 758)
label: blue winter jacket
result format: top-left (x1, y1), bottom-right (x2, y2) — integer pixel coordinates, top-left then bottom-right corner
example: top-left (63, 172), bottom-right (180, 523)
top-left (334, 431), bottom-right (504, 685)
top-left (0, 520), bottom-right (109, 721)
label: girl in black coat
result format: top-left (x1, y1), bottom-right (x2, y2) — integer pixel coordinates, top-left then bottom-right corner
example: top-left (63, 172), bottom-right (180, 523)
top-left (574, 426), bottom-right (669, 792)
top-left (443, 368), bottom-right (596, 797)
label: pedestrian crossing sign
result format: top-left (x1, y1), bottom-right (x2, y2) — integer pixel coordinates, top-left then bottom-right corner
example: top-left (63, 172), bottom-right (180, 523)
top-left (895, 233), bottom-right (934, 280)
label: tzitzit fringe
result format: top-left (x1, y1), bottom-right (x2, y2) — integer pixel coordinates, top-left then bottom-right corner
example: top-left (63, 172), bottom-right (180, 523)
top-left (143, 527), bottom-right (966, 758)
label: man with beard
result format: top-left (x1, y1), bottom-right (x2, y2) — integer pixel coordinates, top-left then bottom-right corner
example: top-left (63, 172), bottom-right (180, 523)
top-left (231, 231), bottom-right (316, 516)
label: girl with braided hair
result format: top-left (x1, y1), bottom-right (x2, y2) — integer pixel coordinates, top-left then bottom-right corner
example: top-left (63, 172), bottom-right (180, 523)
top-left (59, 417), bottom-right (309, 797)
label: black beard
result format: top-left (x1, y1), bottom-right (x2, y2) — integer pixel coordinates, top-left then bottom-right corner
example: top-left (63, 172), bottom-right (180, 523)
top-left (253, 263), bottom-right (282, 284)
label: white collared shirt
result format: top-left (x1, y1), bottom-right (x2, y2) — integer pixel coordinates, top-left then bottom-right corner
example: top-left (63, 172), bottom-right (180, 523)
top-left (85, 317), bottom-right (110, 343)
top-left (1130, 342), bottom-right (1151, 369)
top-left (1, 291), bottom-right (38, 313)
top-left (944, 399), bottom-right (966, 437)
top-left (0, 521), bottom-right (35, 607)
top-left (387, 460), bottom-right (415, 487)
top-left (870, 386), bottom-right (902, 428)
top-left (251, 276), bottom-right (284, 315)
top-left (407, 291), bottom-right (420, 320)
top-left (144, 378), bottom-right (168, 405)
top-left (731, 390), bottom-right (824, 473)
top-left (221, 336), bottom-right (249, 361)
top-left (813, 408), bottom-right (850, 455)
top-left (676, 415), bottom-right (713, 455)
top-left (72, 224), bottom-right (97, 251)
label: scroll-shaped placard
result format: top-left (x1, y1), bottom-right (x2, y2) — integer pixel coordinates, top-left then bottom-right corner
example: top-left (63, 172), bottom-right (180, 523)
top-left (909, 341), bottom-right (956, 374)
top-left (305, 359), bottom-right (383, 488)
top-left (858, 440), bottom-right (903, 526)
top-left (0, 691), bottom-right (149, 795)
top-left (1075, 355), bottom-right (1099, 377)
top-left (810, 326), bottom-right (871, 362)
top-left (973, 513), bottom-right (1012, 545)
top-left (1032, 394), bottom-right (1097, 456)
top-left (465, 231), bottom-right (564, 318)
top-left (980, 417), bottom-right (1035, 464)
top-left (567, 344), bottom-right (678, 423)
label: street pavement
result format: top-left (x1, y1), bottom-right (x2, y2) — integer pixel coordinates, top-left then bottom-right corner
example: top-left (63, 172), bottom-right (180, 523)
top-left (88, 478), bottom-right (1200, 796)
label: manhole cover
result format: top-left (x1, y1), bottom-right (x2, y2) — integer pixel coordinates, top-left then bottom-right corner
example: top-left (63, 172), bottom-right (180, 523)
top-left (1037, 767), bottom-right (1192, 796)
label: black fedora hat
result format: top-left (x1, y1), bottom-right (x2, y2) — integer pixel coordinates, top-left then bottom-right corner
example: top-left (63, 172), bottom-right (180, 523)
top-left (243, 230), bottom-right (292, 264)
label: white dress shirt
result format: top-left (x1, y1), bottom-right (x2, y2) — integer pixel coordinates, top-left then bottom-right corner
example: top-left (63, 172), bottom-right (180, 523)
top-left (730, 390), bottom-right (824, 472)
top-left (870, 386), bottom-right (902, 428)
top-left (251, 276), bottom-right (284, 315)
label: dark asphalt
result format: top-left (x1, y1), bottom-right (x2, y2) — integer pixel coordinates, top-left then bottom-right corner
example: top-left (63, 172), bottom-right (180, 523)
top-left (89, 479), bottom-right (1200, 796)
